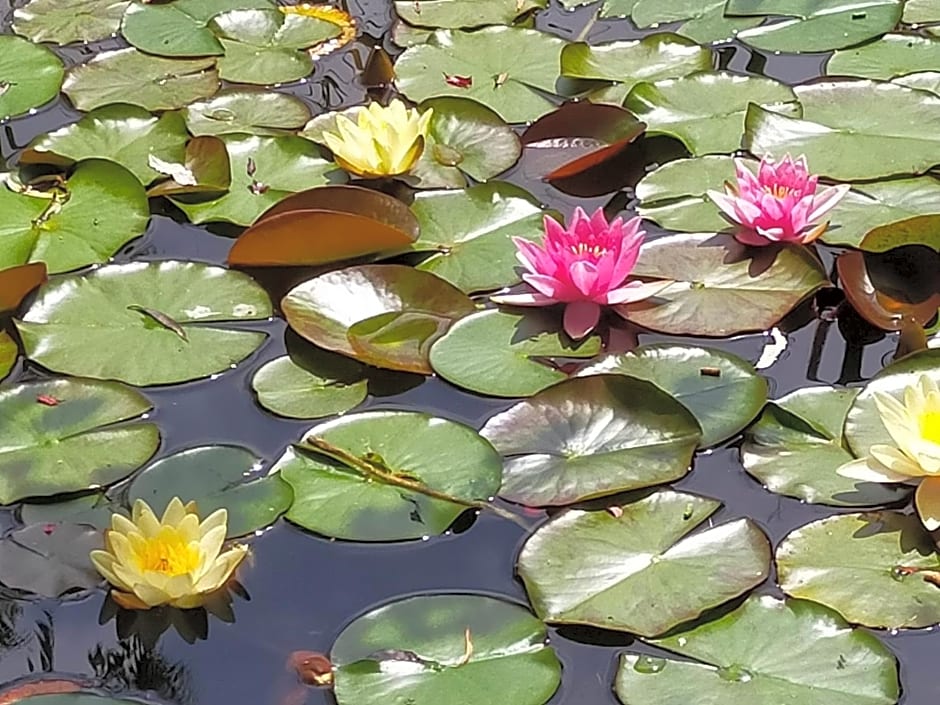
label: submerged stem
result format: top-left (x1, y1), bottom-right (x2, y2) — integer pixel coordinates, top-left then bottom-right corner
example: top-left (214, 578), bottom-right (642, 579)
top-left (297, 437), bottom-right (528, 529)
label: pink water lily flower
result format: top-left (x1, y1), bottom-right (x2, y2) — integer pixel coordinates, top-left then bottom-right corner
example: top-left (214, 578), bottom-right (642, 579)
top-left (491, 208), bottom-right (668, 340)
top-left (707, 154), bottom-right (850, 246)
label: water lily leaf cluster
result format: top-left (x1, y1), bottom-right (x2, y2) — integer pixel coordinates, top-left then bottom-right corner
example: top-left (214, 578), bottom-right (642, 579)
top-left (3, 0), bottom-right (940, 702)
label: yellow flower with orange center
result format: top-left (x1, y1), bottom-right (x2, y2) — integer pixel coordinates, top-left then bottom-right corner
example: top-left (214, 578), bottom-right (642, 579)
top-left (839, 375), bottom-right (940, 530)
top-left (90, 497), bottom-right (248, 610)
top-left (322, 99), bottom-right (433, 178)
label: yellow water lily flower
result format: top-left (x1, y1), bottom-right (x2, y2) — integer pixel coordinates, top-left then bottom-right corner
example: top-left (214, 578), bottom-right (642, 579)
top-left (90, 497), bottom-right (248, 610)
top-left (839, 374), bottom-right (940, 529)
top-left (322, 99), bottom-right (433, 178)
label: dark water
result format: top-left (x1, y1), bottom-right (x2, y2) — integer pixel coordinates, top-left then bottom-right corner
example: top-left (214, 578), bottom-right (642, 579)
top-left (1, 1), bottom-right (936, 703)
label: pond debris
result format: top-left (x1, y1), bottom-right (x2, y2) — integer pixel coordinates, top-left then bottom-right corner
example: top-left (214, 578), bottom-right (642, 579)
top-left (443, 73), bottom-right (473, 89)
top-left (35, 394), bottom-right (60, 406)
top-left (699, 366), bottom-right (722, 377)
top-left (456, 627), bottom-right (474, 667)
top-left (288, 651), bottom-right (334, 687)
top-left (127, 305), bottom-right (189, 342)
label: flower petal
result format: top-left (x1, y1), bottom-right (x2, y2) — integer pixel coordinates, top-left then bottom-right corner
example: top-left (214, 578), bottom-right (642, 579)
top-left (563, 301), bottom-right (601, 340)
top-left (916, 476), bottom-right (940, 531)
top-left (836, 456), bottom-right (912, 483)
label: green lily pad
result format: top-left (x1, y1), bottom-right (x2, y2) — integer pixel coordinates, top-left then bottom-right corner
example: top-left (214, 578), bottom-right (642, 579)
top-left (63, 49), bottom-right (219, 112)
top-left (734, 0), bottom-right (903, 53)
top-left (251, 351), bottom-right (368, 420)
top-left (0, 36), bottom-right (65, 121)
top-left (0, 378), bottom-right (158, 505)
top-left (394, 0), bottom-right (546, 28)
top-left (560, 34), bottom-right (713, 105)
top-left (282, 264), bottom-right (476, 374)
top-left (19, 492), bottom-right (119, 531)
top-left (120, 0), bottom-right (275, 57)
top-left (617, 233), bottom-right (829, 337)
top-left (843, 348), bottom-right (940, 458)
top-left (332, 594), bottom-right (561, 705)
top-left (777, 511), bottom-right (940, 629)
top-left (630, 0), bottom-right (761, 44)
top-left (0, 523), bottom-right (102, 598)
top-left (0, 159), bottom-right (149, 275)
top-left (409, 182), bottom-right (545, 293)
top-left (744, 80), bottom-right (940, 181)
top-left (742, 386), bottom-right (912, 506)
top-left (827, 33), bottom-right (940, 80)
top-left (183, 89), bottom-right (311, 136)
top-left (904, 0), bottom-right (940, 22)
top-left (517, 490), bottom-right (771, 636)
top-left (277, 411), bottom-right (503, 541)
top-left (171, 134), bottom-right (337, 226)
top-left (579, 343), bottom-right (767, 447)
top-left (15, 697), bottom-right (140, 705)
top-left (24, 105), bottom-right (189, 185)
top-left (210, 7), bottom-right (342, 84)
top-left (411, 97), bottom-right (522, 189)
top-left (16, 261), bottom-right (272, 386)
top-left (635, 155), bottom-right (738, 232)
top-left (825, 177), bottom-right (940, 248)
top-left (0, 332), bottom-right (16, 382)
top-left (126, 445), bottom-right (292, 538)
top-left (860, 214), bottom-right (940, 252)
top-left (429, 309), bottom-right (602, 397)
top-left (12, 0), bottom-right (129, 44)
top-left (616, 595), bottom-right (900, 705)
top-left (893, 71), bottom-right (940, 94)
top-left (625, 72), bottom-right (799, 156)
top-left (481, 375), bottom-right (701, 506)
top-left (675, 3), bottom-right (763, 43)
top-left (598, 0), bottom-right (639, 13)
top-left (394, 26), bottom-right (567, 123)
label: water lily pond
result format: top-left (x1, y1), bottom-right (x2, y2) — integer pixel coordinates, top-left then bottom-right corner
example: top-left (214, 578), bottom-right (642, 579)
top-left (2, 0), bottom-right (940, 703)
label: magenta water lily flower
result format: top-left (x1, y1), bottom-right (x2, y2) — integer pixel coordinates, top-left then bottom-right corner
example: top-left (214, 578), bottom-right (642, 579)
top-left (491, 208), bottom-right (668, 339)
top-left (707, 154), bottom-right (850, 246)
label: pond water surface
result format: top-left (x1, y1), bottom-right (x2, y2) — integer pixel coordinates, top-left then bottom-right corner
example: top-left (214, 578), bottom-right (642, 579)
top-left (0, 1), bottom-right (936, 704)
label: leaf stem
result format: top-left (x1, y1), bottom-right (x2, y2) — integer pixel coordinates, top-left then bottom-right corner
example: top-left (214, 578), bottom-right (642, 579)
top-left (297, 437), bottom-right (529, 529)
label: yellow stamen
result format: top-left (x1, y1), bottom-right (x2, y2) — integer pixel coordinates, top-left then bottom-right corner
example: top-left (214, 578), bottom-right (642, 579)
top-left (764, 184), bottom-right (792, 198)
top-left (920, 411), bottom-right (940, 445)
top-left (570, 243), bottom-right (608, 257)
top-left (134, 527), bottom-right (200, 576)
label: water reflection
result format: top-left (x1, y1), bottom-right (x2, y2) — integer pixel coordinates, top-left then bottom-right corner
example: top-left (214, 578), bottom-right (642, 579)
top-left (89, 636), bottom-right (193, 705)
top-left (98, 582), bottom-right (249, 650)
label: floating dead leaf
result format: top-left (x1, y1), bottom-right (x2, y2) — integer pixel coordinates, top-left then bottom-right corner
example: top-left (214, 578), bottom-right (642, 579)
top-left (0, 263), bottom-right (47, 314)
top-left (147, 136), bottom-right (231, 198)
top-left (362, 45), bottom-right (394, 87)
top-left (837, 250), bottom-right (940, 332)
top-left (521, 102), bottom-right (647, 181)
top-left (0, 678), bottom-right (85, 704)
top-left (288, 650), bottom-right (334, 687)
top-left (228, 185), bottom-right (419, 267)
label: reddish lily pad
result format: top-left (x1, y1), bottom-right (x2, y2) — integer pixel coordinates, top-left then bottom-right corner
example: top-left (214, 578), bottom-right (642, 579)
top-left (837, 250), bottom-right (940, 332)
top-left (282, 264), bottom-right (477, 374)
top-left (228, 185), bottom-right (418, 267)
top-left (520, 102), bottom-right (647, 181)
top-left (0, 263), bottom-right (47, 314)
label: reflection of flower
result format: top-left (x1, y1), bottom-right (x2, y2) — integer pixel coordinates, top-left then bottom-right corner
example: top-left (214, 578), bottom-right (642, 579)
top-left (839, 375), bottom-right (940, 529)
top-left (322, 100), bottom-right (432, 178)
top-left (90, 498), bottom-right (247, 610)
top-left (707, 154), bottom-right (849, 246)
top-left (491, 207), bottom-right (667, 339)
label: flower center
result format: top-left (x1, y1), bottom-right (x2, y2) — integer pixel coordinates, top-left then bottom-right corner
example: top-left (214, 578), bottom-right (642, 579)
top-left (764, 184), bottom-right (794, 199)
top-left (134, 529), bottom-right (200, 576)
top-left (570, 243), bottom-right (609, 259)
top-left (919, 411), bottom-right (940, 445)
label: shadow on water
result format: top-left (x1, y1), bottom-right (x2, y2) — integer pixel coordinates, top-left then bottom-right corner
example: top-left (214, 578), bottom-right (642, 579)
top-left (1, 0), bottom-right (937, 703)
